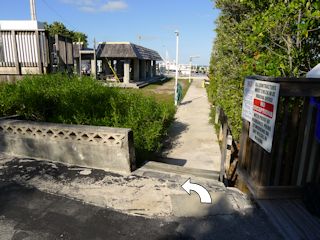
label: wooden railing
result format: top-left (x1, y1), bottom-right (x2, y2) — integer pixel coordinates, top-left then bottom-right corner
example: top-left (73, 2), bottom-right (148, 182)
top-left (215, 107), bottom-right (239, 184)
top-left (238, 75), bottom-right (320, 199)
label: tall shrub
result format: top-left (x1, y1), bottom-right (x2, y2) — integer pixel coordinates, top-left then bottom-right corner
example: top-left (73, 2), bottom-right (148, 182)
top-left (209, 0), bottom-right (320, 140)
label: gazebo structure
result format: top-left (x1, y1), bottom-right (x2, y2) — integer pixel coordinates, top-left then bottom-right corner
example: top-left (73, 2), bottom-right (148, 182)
top-left (96, 42), bottom-right (162, 84)
top-left (74, 42), bottom-right (162, 87)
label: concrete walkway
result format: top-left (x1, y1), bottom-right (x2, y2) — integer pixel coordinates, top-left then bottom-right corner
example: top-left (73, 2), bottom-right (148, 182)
top-left (161, 79), bottom-right (221, 171)
top-left (0, 155), bottom-right (282, 239)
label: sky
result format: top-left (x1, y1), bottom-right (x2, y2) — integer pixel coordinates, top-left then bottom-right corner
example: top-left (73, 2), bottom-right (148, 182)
top-left (1, 0), bottom-right (219, 65)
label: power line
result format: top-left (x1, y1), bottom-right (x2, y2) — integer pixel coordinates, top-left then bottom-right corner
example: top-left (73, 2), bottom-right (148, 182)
top-left (40, 0), bottom-right (78, 31)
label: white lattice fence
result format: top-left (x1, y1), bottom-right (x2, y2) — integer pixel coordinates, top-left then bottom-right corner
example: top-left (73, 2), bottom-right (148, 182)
top-left (0, 124), bottom-right (126, 146)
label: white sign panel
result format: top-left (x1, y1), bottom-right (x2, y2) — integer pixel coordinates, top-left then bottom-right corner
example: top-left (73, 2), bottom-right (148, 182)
top-left (249, 80), bottom-right (280, 153)
top-left (241, 78), bottom-right (255, 122)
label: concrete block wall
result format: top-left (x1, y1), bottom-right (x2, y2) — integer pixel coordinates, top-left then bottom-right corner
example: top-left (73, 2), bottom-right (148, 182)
top-left (0, 119), bottom-right (136, 173)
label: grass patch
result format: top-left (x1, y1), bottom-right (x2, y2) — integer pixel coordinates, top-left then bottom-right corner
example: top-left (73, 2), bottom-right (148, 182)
top-left (135, 78), bottom-right (191, 104)
top-left (0, 74), bottom-right (176, 165)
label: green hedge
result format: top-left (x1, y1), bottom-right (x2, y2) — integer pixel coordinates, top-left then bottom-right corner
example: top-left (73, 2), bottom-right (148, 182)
top-left (0, 74), bottom-right (175, 164)
top-left (209, 0), bottom-right (320, 141)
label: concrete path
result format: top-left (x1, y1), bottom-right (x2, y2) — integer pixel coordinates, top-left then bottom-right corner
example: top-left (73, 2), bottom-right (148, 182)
top-left (0, 156), bottom-right (282, 240)
top-left (0, 182), bottom-right (282, 240)
top-left (161, 79), bottom-right (221, 171)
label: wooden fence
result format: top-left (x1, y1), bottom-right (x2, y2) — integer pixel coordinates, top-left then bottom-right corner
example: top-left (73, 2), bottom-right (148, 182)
top-left (48, 35), bottom-right (74, 72)
top-left (215, 106), bottom-right (239, 184)
top-left (237, 75), bottom-right (320, 199)
top-left (0, 30), bottom-right (73, 76)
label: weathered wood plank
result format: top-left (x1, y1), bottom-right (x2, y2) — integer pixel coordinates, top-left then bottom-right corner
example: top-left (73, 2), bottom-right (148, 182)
top-left (252, 142), bottom-right (263, 183)
top-left (245, 135), bottom-right (253, 173)
top-left (238, 120), bottom-right (249, 168)
top-left (306, 139), bottom-right (320, 183)
top-left (246, 75), bottom-right (320, 97)
top-left (259, 149), bottom-right (272, 186)
top-left (297, 104), bottom-right (316, 186)
top-left (291, 98), bottom-right (310, 185)
top-left (219, 118), bottom-right (228, 182)
top-left (258, 199), bottom-right (320, 240)
top-left (237, 167), bottom-right (302, 199)
top-left (281, 99), bottom-right (301, 185)
top-left (273, 98), bottom-right (289, 186)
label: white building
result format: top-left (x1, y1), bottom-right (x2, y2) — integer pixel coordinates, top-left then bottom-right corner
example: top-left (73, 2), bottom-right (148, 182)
top-left (159, 60), bottom-right (191, 76)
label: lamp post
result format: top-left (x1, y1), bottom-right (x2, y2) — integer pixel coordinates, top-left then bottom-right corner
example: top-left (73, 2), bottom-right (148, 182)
top-left (174, 30), bottom-right (179, 106)
top-left (189, 55), bottom-right (199, 83)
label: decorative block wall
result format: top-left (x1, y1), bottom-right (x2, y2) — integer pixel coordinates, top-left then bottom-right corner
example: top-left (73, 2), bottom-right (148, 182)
top-left (0, 119), bottom-right (136, 173)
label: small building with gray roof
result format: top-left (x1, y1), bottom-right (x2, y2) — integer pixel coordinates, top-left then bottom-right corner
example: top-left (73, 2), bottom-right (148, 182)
top-left (74, 42), bottom-right (163, 85)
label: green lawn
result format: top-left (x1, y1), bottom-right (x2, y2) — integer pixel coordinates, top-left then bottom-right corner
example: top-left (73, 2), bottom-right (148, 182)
top-left (134, 78), bottom-right (191, 104)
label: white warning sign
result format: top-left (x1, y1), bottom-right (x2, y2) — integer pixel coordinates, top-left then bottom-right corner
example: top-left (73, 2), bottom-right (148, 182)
top-left (248, 80), bottom-right (280, 153)
top-left (241, 78), bottom-right (255, 122)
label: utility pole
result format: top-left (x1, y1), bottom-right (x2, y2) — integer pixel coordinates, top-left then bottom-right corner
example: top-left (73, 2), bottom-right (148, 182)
top-left (0, 24), bottom-right (3, 62)
top-left (174, 30), bottom-right (179, 106)
top-left (30, 0), bottom-right (37, 20)
top-left (93, 38), bottom-right (97, 79)
top-left (189, 56), bottom-right (199, 83)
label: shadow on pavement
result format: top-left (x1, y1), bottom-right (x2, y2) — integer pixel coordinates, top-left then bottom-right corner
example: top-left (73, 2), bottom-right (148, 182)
top-left (161, 121), bottom-right (189, 153)
top-left (154, 157), bottom-right (187, 166)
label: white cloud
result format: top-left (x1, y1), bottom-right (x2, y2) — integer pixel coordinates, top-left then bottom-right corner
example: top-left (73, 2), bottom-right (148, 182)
top-left (61, 0), bottom-right (128, 12)
top-left (61, 0), bottom-right (98, 6)
top-left (101, 1), bottom-right (128, 12)
top-left (79, 6), bottom-right (96, 12)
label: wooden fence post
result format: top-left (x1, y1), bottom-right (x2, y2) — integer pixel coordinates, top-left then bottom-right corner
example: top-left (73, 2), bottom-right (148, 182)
top-left (55, 34), bottom-right (60, 72)
top-left (220, 116), bottom-right (228, 182)
top-left (215, 106), bottom-right (220, 124)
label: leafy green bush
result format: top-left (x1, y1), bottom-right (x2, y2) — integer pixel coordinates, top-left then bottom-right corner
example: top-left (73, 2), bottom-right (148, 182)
top-left (0, 74), bottom-right (175, 164)
top-left (209, 0), bottom-right (320, 141)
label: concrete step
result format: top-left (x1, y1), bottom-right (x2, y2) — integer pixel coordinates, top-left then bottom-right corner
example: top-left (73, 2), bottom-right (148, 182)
top-left (138, 161), bottom-right (220, 181)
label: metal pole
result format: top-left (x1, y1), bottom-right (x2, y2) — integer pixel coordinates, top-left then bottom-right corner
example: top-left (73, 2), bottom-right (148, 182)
top-left (0, 24), bottom-right (4, 63)
top-left (189, 57), bottom-right (192, 83)
top-left (93, 38), bottom-right (97, 79)
top-left (30, 0), bottom-right (37, 20)
top-left (174, 30), bottom-right (179, 106)
top-left (189, 56), bottom-right (199, 83)
top-left (79, 40), bottom-right (82, 78)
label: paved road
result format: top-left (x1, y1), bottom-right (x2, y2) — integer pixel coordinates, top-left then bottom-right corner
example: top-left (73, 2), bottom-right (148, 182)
top-left (161, 79), bottom-right (221, 171)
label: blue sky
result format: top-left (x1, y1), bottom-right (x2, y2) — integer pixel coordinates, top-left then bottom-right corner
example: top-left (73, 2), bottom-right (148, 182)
top-left (1, 0), bottom-right (219, 65)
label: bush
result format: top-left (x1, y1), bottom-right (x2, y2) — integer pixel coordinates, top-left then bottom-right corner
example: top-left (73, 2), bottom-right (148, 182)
top-left (0, 74), bottom-right (175, 165)
top-left (209, 0), bottom-right (320, 141)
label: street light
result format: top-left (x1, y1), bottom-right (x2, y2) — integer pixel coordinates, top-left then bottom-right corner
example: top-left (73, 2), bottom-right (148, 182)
top-left (174, 30), bottom-right (179, 106)
top-left (189, 55), bottom-right (200, 83)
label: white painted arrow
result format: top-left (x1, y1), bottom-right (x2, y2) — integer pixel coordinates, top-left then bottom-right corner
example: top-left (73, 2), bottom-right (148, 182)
top-left (181, 178), bottom-right (212, 204)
